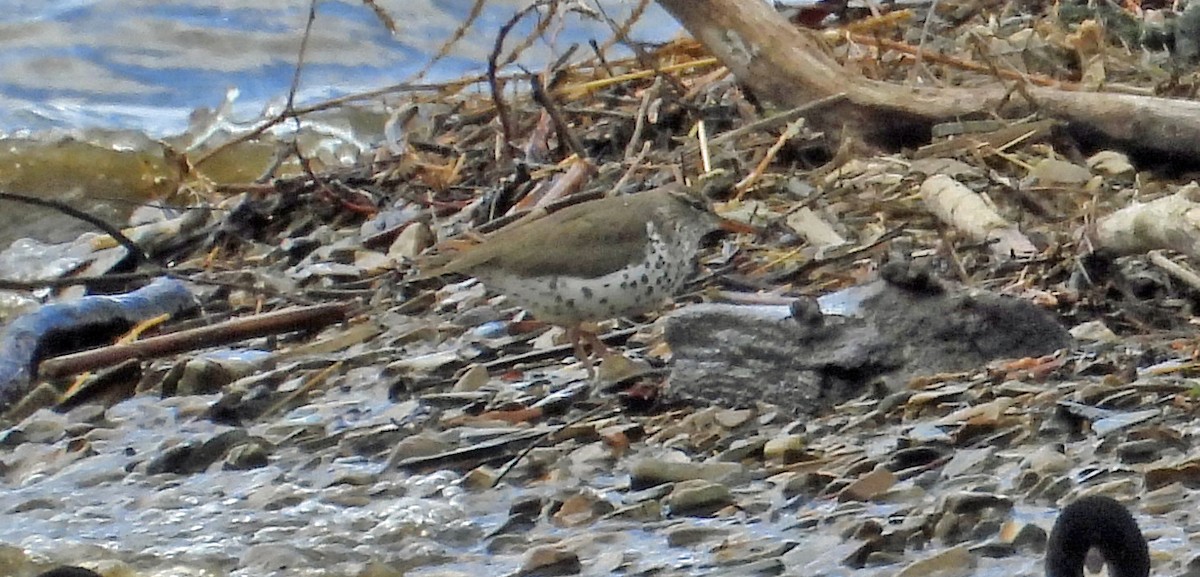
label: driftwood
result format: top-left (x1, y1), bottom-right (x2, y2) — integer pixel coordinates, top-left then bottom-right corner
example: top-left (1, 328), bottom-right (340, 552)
top-left (655, 0), bottom-right (1200, 160)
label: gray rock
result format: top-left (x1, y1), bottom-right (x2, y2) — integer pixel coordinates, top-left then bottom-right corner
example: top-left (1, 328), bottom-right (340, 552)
top-left (665, 275), bottom-right (1070, 417)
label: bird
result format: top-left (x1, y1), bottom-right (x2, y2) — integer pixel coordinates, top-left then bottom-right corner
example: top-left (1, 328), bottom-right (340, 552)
top-left (1046, 495), bottom-right (1150, 577)
top-left (423, 186), bottom-right (749, 374)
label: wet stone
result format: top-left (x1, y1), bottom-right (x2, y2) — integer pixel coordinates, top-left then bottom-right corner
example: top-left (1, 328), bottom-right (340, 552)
top-left (18, 412), bottom-right (67, 444)
top-left (1117, 439), bottom-right (1163, 463)
top-left (666, 479), bottom-right (734, 516)
top-left (665, 525), bottom-right (730, 547)
top-left (719, 437), bottom-right (768, 462)
top-left (517, 545), bottom-right (581, 577)
top-left (223, 440), bottom-right (270, 470)
top-left (943, 492), bottom-right (1013, 515)
top-left (629, 458), bottom-right (742, 489)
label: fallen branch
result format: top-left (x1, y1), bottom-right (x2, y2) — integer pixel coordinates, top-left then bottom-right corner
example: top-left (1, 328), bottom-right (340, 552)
top-left (654, 0), bottom-right (1200, 160)
top-left (37, 302), bottom-right (352, 379)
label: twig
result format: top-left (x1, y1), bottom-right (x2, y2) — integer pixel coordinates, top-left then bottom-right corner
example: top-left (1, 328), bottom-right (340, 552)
top-left (734, 118), bottom-right (807, 198)
top-left (499, 0), bottom-right (560, 69)
top-left (683, 94), bottom-right (846, 159)
top-left (488, 6), bottom-right (534, 159)
top-left (594, 1), bottom-right (688, 98)
top-left (482, 326), bottom-right (638, 372)
top-left (382, 427), bottom-right (550, 473)
top-left (612, 141), bottom-right (651, 195)
top-left (530, 73), bottom-right (588, 160)
top-left (591, 0), bottom-right (652, 57)
top-left (491, 403), bottom-right (619, 487)
top-left (473, 190), bottom-right (606, 234)
top-left (37, 302), bottom-right (351, 379)
top-left (0, 191), bottom-right (152, 266)
top-left (624, 76), bottom-right (661, 159)
top-left (410, 0), bottom-right (486, 82)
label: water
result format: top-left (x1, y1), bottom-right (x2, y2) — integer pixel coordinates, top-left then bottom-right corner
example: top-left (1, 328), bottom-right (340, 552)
top-left (0, 0), bottom-right (680, 136)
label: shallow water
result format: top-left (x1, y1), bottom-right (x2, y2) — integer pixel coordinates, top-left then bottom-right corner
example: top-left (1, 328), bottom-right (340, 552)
top-left (0, 0), bottom-right (680, 136)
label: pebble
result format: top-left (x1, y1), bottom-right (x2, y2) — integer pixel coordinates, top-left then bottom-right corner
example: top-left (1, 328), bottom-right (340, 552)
top-left (517, 545), bottom-right (581, 577)
top-left (666, 479), bottom-right (734, 515)
top-left (629, 458), bottom-right (742, 488)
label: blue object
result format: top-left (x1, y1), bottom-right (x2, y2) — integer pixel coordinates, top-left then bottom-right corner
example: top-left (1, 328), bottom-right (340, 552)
top-left (0, 277), bottom-right (197, 408)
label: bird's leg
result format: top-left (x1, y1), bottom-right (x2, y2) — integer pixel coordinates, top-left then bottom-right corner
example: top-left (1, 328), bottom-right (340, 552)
top-left (566, 325), bottom-right (595, 378)
top-left (580, 328), bottom-right (610, 359)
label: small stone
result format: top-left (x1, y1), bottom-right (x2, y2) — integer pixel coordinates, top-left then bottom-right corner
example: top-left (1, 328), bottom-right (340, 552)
top-left (517, 545), bottom-right (581, 577)
top-left (388, 222), bottom-right (434, 260)
top-left (552, 492), bottom-right (612, 527)
top-left (714, 408), bottom-right (754, 429)
top-left (943, 492), bottom-right (1013, 515)
top-left (718, 437), bottom-right (767, 462)
top-left (1022, 445), bottom-right (1071, 475)
top-left (0, 544), bottom-right (28, 576)
top-left (839, 467), bottom-right (896, 502)
top-left (20, 412), bottom-right (67, 444)
top-left (665, 525), bottom-right (729, 547)
top-left (1117, 439), bottom-right (1163, 464)
top-left (763, 435), bottom-right (806, 462)
top-left (630, 458), bottom-right (741, 489)
top-left (354, 249), bottom-right (394, 273)
top-left (1011, 522), bottom-right (1048, 550)
top-left (1029, 158), bottom-right (1092, 184)
top-left (605, 500), bottom-right (662, 521)
top-left (666, 479), bottom-right (733, 515)
top-left (223, 441), bottom-right (270, 470)
top-left (895, 545), bottom-right (974, 577)
top-left (451, 365), bottom-right (489, 392)
top-left (462, 466), bottom-right (499, 489)
top-left (1087, 150), bottom-right (1134, 176)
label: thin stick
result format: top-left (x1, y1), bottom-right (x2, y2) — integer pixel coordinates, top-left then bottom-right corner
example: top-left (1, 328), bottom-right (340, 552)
top-left (37, 303), bottom-right (351, 379)
top-left (530, 73), bottom-right (588, 160)
top-left (0, 191), bottom-right (151, 265)
top-left (491, 403), bottom-right (618, 487)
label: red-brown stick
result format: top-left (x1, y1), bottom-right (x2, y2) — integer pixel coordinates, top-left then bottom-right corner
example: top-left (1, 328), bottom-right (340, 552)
top-left (37, 303), bottom-right (352, 379)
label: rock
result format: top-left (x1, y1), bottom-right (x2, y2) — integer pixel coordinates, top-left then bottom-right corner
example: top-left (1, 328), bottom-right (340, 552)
top-left (1117, 439), bottom-right (1163, 464)
top-left (146, 429), bottom-right (254, 475)
top-left (388, 222), bottom-right (434, 260)
top-left (895, 545), bottom-right (974, 577)
top-left (665, 525), bottom-right (730, 547)
top-left (1022, 445), bottom-right (1071, 475)
top-left (629, 457), bottom-right (742, 489)
top-left (839, 468), bottom-right (896, 502)
top-left (665, 278), bottom-right (1070, 416)
top-left (223, 440), bottom-right (270, 470)
top-left (666, 479), bottom-right (734, 515)
top-left (19, 411), bottom-right (67, 444)
top-left (462, 466), bottom-right (499, 489)
top-left (238, 544), bottom-right (316, 574)
top-left (517, 545), bottom-right (581, 577)
top-left (943, 492), bottom-right (1013, 515)
top-left (762, 435), bottom-right (806, 462)
top-left (451, 365), bottom-right (489, 392)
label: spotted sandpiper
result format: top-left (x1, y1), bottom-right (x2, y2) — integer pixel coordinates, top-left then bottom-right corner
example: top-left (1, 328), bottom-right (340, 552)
top-left (425, 186), bottom-right (746, 374)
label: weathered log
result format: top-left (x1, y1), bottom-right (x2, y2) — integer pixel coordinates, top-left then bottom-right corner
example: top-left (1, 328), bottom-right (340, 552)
top-left (655, 0), bottom-right (1200, 160)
